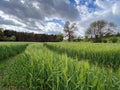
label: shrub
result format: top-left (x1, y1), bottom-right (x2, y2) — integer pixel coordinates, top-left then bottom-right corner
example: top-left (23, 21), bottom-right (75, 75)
top-left (109, 37), bottom-right (118, 43)
top-left (102, 38), bottom-right (107, 43)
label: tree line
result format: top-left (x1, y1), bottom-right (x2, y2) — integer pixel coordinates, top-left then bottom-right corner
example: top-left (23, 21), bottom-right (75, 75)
top-left (64, 20), bottom-right (120, 43)
top-left (0, 20), bottom-right (119, 42)
top-left (0, 28), bottom-right (63, 42)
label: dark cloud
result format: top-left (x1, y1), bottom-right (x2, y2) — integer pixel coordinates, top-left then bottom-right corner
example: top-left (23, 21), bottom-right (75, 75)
top-left (0, 0), bottom-right (79, 21)
top-left (0, 0), bottom-right (79, 33)
top-left (0, 0), bottom-right (43, 20)
top-left (37, 0), bottom-right (79, 20)
top-left (0, 0), bottom-right (119, 35)
top-left (0, 17), bottom-right (15, 25)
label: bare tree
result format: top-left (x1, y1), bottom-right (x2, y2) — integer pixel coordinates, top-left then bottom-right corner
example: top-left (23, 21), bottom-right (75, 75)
top-left (64, 21), bottom-right (77, 41)
top-left (85, 20), bottom-right (116, 38)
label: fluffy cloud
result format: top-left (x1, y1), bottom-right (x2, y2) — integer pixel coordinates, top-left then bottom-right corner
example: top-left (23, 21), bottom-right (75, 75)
top-left (75, 0), bottom-right (81, 5)
top-left (0, 0), bottom-right (120, 36)
top-left (112, 1), bottom-right (120, 16)
top-left (0, 10), bottom-right (26, 27)
top-left (95, 0), bottom-right (111, 9)
top-left (0, 0), bottom-right (79, 34)
top-left (76, 0), bottom-right (120, 36)
top-left (44, 22), bottom-right (63, 34)
top-left (0, 0), bottom-right (79, 20)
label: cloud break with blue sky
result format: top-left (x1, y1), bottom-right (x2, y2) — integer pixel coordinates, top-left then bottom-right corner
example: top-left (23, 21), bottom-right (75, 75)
top-left (0, 0), bottom-right (120, 36)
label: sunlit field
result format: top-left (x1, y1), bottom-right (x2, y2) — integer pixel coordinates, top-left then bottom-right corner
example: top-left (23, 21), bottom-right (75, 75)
top-left (0, 42), bottom-right (120, 90)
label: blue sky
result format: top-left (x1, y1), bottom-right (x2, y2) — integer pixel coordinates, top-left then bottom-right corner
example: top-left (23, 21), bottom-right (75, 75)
top-left (0, 0), bottom-right (120, 36)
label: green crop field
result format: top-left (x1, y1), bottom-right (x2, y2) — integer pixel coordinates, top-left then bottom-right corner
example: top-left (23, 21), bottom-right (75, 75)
top-left (0, 42), bottom-right (120, 90)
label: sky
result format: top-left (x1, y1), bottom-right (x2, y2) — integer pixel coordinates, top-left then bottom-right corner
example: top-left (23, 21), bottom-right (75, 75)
top-left (0, 0), bottom-right (120, 36)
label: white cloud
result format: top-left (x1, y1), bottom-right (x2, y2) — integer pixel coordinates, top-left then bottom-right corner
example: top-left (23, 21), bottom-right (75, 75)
top-left (0, 0), bottom-right (120, 36)
top-left (77, 5), bottom-right (89, 16)
top-left (112, 1), bottom-right (120, 16)
top-left (32, 2), bottom-right (40, 10)
top-left (20, 0), bottom-right (25, 4)
top-left (4, 0), bottom-right (9, 2)
top-left (0, 0), bottom-right (79, 34)
top-left (44, 22), bottom-right (63, 34)
top-left (75, 0), bottom-right (81, 5)
top-left (95, 0), bottom-right (111, 9)
top-left (75, 0), bottom-right (120, 36)
top-left (0, 10), bottom-right (26, 27)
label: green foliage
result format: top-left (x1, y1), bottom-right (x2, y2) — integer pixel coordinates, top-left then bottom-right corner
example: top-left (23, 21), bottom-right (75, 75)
top-left (101, 38), bottom-right (107, 43)
top-left (45, 42), bottom-right (120, 69)
top-left (0, 28), bottom-right (63, 42)
top-left (0, 30), bottom-right (3, 40)
top-left (85, 20), bottom-right (117, 43)
top-left (0, 42), bottom-right (28, 60)
top-left (108, 37), bottom-right (118, 43)
top-left (56, 34), bottom-right (63, 42)
top-left (85, 20), bottom-right (116, 39)
top-left (2, 35), bottom-right (16, 41)
top-left (0, 42), bottom-right (120, 90)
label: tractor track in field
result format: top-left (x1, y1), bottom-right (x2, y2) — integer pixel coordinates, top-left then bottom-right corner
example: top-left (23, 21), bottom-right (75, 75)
top-left (0, 54), bottom-right (22, 89)
top-left (0, 44), bottom-right (29, 89)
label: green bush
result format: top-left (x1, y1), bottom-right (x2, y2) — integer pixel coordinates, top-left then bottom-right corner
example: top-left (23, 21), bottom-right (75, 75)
top-left (102, 38), bottom-right (107, 43)
top-left (2, 35), bottom-right (16, 41)
top-left (108, 37), bottom-right (118, 43)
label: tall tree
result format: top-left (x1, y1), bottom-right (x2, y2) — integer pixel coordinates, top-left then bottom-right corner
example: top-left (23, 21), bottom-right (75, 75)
top-left (85, 20), bottom-right (116, 38)
top-left (64, 21), bottom-right (77, 41)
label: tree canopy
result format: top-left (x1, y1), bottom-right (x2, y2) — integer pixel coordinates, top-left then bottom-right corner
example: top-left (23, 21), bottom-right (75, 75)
top-left (85, 20), bottom-right (116, 39)
top-left (64, 21), bottom-right (78, 41)
top-left (0, 28), bottom-right (63, 42)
